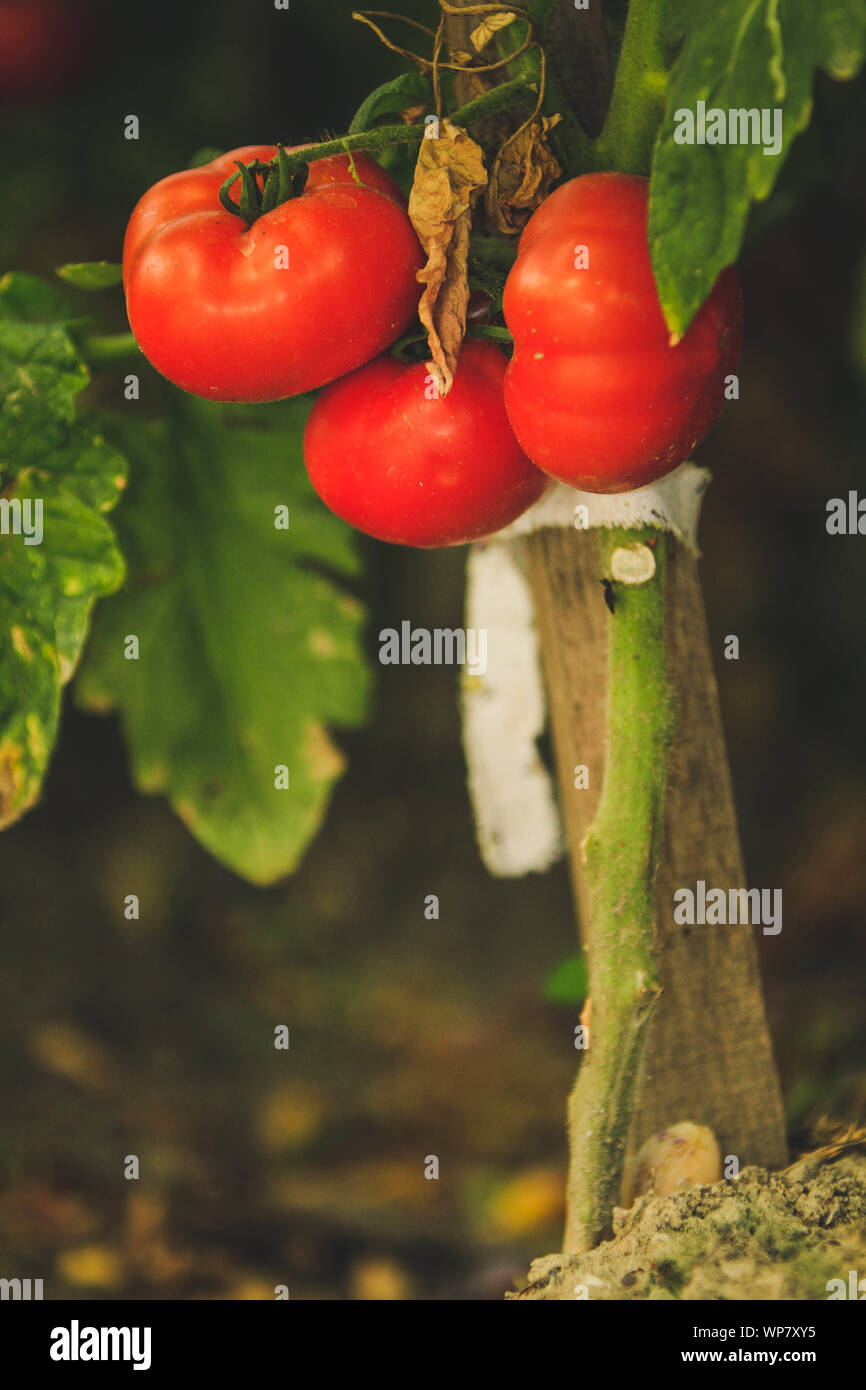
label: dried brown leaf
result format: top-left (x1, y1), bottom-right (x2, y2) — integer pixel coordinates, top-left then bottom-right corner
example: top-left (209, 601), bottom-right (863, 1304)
top-left (485, 115), bottom-right (563, 236)
top-left (470, 12), bottom-right (517, 52)
top-left (409, 117), bottom-right (487, 397)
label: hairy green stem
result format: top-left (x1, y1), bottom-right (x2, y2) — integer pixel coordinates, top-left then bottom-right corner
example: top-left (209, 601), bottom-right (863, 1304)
top-left (219, 78), bottom-right (534, 220)
top-left (563, 527), bottom-right (676, 1255)
top-left (593, 0), bottom-right (675, 175)
top-left (559, 0), bottom-right (680, 1257)
top-left (271, 81), bottom-right (530, 177)
top-left (450, 75), bottom-right (534, 130)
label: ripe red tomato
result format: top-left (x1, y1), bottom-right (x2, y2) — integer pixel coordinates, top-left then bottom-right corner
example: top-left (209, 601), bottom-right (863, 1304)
top-left (503, 173), bottom-right (742, 493)
top-left (123, 147), bottom-right (424, 403)
top-left (303, 339), bottom-right (548, 547)
top-left (0, 0), bottom-right (89, 103)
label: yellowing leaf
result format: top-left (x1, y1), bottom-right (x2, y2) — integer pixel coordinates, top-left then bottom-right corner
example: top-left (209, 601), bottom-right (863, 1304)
top-left (0, 274), bottom-right (126, 832)
top-left (486, 116), bottom-right (562, 236)
top-left (470, 13), bottom-right (517, 52)
top-left (409, 118), bottom-right (487, 397)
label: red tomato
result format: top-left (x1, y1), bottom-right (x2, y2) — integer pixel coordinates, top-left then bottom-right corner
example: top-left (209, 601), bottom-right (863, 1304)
top-left (0, 0), bottom-right (89, 103)
top-left (503, 173), bottom-right (742, 493)
top-left (303, 339), bottom-right (548, 547)
top-left (123, 147), bottom-right (424, 403)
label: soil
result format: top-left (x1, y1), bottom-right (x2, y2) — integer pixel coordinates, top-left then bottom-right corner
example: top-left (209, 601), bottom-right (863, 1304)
top-left (510, 1151), bottom-right (866, 1301)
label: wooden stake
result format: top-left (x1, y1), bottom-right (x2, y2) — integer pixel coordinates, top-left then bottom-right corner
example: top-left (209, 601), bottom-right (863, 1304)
top-left (525, 526), bottom-right (788, 1250)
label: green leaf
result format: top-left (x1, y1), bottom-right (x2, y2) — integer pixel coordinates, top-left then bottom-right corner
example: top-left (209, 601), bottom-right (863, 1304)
top-left (349, 71), bottom-right (432, 135)
top-left (0, 273), bottom-right (126, 828)
top-left (56, 261), bottom-right (123, 291)
top-left (75, 395), bottom-right (373, 886)
top-left (650, 0), bottom-right (866, 337)
top-left (542, 954), bottom-right (589, 1007)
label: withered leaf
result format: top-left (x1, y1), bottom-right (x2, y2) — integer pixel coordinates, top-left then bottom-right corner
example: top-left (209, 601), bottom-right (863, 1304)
top-left (409, 117), bottom-right (488, 397)
top-left (470, 12), bottom-right (517, 52)
top-left (485, 115), bottom-right (563, 236)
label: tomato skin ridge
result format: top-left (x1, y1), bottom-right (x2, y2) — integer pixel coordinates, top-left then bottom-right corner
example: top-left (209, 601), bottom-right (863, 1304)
top-left (502, 172), bottom-right (743, 494)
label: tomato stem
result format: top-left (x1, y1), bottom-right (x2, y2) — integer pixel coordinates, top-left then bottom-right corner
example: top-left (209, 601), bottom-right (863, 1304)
top-left (466, 324), bottom-right (512, 345)
top-left (389, 330), bottom-right (431, 364)
top-left (218, 79), bottom-right (533, 224)
top-left (593, 0), bottom-right (675, 176)
top-left (562, 525), bottom-right (675, 1253)
top-left (452, 75), bottom-right (535, 130)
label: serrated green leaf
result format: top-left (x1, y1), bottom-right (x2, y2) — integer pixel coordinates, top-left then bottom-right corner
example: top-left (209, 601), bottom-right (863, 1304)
top-left (0, 274), bottom-right (126, 828)
top-left (0, 273), bottom-right (71, 324)
top-left (349, 71), bottom-right (432, 135)
top-left (56, 261), bottom-right (123, 291)
top-left (0, 273), bottom-right (91, 475)
top-left (75, 395), bottom-right (373, 886)
top-left (650, 0), bottom-right (866, 336)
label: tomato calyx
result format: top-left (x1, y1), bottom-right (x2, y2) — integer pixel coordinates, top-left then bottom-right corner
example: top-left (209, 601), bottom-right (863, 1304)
top-left (389, 322), bottom-right (513, 373)
top-left (466, 324), bottom-right (514, 351)
top-left (389, 329), bottom-right (429, 366)
top-left (218, 145), bottom-right (309, 225)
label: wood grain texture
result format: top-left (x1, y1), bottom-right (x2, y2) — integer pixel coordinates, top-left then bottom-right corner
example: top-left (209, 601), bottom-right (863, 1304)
top-left (525, 527), bottom-right (788, 1177)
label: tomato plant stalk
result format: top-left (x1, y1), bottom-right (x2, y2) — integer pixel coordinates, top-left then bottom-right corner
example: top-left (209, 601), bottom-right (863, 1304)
top-left (562, 527), bottom-right (674, 1251)
top-left (447, 0), bottom-right (787, 1257)
top-left (593, 0), bottom-right (674, 174)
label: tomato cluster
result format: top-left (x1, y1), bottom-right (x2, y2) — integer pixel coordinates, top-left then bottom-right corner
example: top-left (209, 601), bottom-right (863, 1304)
top-left (124, 155), bottom-right (742, 547)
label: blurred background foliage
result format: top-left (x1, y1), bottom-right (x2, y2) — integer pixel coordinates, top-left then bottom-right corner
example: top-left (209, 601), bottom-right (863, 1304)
top-left (0, 0), bottom-right (864, 1298)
